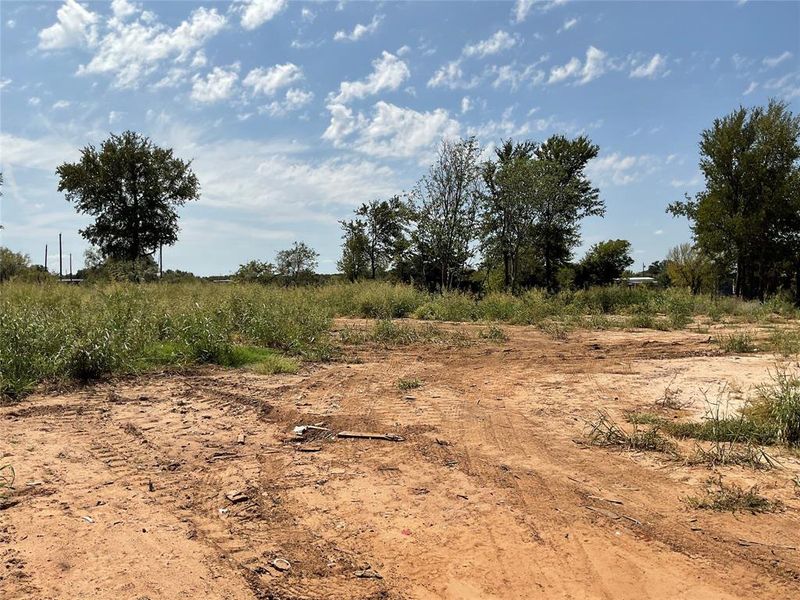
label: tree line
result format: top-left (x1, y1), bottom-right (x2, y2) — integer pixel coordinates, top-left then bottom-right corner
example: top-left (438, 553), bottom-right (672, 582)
top-left (1, 100), bottom-right (797, 301)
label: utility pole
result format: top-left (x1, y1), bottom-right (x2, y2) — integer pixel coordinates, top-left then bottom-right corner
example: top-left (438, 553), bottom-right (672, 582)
top-left (69, 253), bottom-right (73, 281)
top-left (159, 243), bottom-right (163, 279)
top-left (59, 233), bottom-right (63, 280)
top-left (44, 244), bottom-right (48, 271)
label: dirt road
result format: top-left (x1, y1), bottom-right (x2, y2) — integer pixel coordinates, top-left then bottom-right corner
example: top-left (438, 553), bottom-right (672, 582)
top-left (2, 322), bottom-right (799, 599)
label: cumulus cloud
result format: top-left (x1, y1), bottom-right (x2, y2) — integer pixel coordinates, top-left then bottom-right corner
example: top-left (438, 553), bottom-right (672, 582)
top-left (243, 63), bottom-right (304, 96)
top-left (548, 46), bottom-right (607, 85)
top-left (743, 81), bottom-right (758, 95)
top-left (111, 0), bottom-right (137, 20)
top-left (490, 60), bottom-right (546, 89)
top-left (427, 59), bottom-right (479, 89)
top-left (38, 0), bottom-right (98, 50)
top-left (762, 51), bottom-right (793, 69)
top-left (461, 96), bottom-right (472, 114)
top-left (463, 30), bottom-right (517, 58)
top-left (238, 0), bottom-right (287, 30)
top-left (259, 88), bottom-right (314, 116)
top-left (630, 54), bottom-right (668, 79)
top-left (587, 152), bottom-right (659, 186)
top-left (52, 100), bottom-right (71, 109)
top-left (323, 101), bottom-right (460, 161)
top-left (334, 14), bottom-right (383, 42)
top-left (331, 51), bottom-right (409, 103)
top-left (77, 6), bottom-right (227, 88)
top-left (191, 65), bottom-right (239, 103)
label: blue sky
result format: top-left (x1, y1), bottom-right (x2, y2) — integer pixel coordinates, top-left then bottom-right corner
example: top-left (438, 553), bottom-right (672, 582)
top-left (1, 0), bottom-right (798, 275)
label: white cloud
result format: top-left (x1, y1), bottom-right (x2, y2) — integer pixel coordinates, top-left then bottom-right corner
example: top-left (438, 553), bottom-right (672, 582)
top-left (653, 229), bottom-right (663, 235)
top-left (490, 61), bottom-right (546, 89)
top-left (238, 0), bottom-right (287, 30)
top-left (743, 81), bottom-right (758, 95)
top-left (463, 30), bottom-right (517, 58)
top-left (334, 14), bottom-right (382, 42)
top-left (191, 65), bottom-right (239, 103)
top-left (301, 8), bottom-right (316, 23)
top-left (670, 173), bottom-right (703, 188)
top-left (332, 51), bottom-right (409, 103)
top-left (763, 51), bottom-right (793, 69)
top-left (259, 88), bottom-right (314, 116)
top-left (244, 63), bottom-right (304, 96)
top-left (111, 0), bottom-right (137, 20)
top-left (427, 59), bottom-right (479, 89)
top-left (0, 78), bottom-right (11, 90)
top-left (513, 0), bottom-right (567, 23)
top-left (77, 6), bottom-right (227, 88)
top-left (548, 46), bottom-right (607, 85)
top-left (630, 54), bottom-right (668, 79)
top-left (108, 110), bottom-right (124, 124)
top-left (38, 0), bottom-right (98, 50)
top-left (52, 100), bottom-right (71, 109)
top-left (558, 17), bottom-right (578, 33)
top-left (731, 53), bottom-right (753, 71)
top-left (28, 97), bottom-right (41, 107)
top-left (323, 101), bottom-right (460, 161)
top-left (587, 152), bottom-right (659, 186)
top-left (7, 19), bottom-right (16, 29)
top-left (461, 96), bottom-right (472, 114)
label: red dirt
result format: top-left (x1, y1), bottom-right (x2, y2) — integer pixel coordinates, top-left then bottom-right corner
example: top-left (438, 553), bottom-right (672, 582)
top-left (2, 321), bottom-right (799, 599)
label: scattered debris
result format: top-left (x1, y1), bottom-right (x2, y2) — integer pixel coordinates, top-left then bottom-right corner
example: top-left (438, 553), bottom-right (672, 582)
top-left (412, 487), bottom-right (429, 495)
top-left (25, 481), bottom-right (44, 487)
top-left (403, 395), bottom-right (416, 401)
top-left (338, 431), bottom-right (405, 442)
top-left (218, 508), bottom-right (229, 517)
top-left (207, 451), bottom-right (238, 463)
top-left (587, 495), bottom-right (624, 505)
top-left (297, 446), bottom-right (322, 453)
top-left (272, 558), bottom-right (291, 572)
top-left (456, 494), bottom-right (469, 500)
top-left (584, 506), bottom-right (621, 520)
top-left (82, 516), bottom-right (94, 524)
top-left (225, 490), bottom-right (249, 504)
top-left (237, 432), bottom-right (246, 444)
top-left (355, 568), bottom-right (382, 579)
top-left (738, 539), bottom-right (797, 551)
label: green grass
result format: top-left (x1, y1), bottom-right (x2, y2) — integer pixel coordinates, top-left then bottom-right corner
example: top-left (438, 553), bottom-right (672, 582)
top-left (686, 477), bottom-right (781, 513)
top-left (397, 377), bottom-right (423, 390)
top-left (2, 280), bottom-right (798, 400)
top-left (717, 331), bottom-right (759, 353)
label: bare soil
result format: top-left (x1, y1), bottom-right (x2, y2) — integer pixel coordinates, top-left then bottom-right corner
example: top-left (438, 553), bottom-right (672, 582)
top-left (2, 321), bottom-right (799, 599)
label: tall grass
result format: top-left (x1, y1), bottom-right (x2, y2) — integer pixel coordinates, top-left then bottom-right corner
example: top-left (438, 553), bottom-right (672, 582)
top-left (0, 282), bottom-right (332, 400)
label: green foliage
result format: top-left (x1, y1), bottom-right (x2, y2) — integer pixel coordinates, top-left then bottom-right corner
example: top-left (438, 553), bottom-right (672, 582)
top-left (0, 282), bottom-right (331, 400)
top-left (233, 260), bottom-right (275, 284)
top-left (687, 477), bottom-right (780, 513)
top-left (574, 239), bottom-right (634, 287)
top-left (0, 247), bottom-right (52, 283)
top-left (668, 100), bottom-right (800, 300)
top-left (275, 241), bottom-right (319, 281)
top-left (397, 377), bottom-right (423, 390)
top-left (717, 331), bottom-right (758, 353)
top-left (665, 243), bottom-right (714, 294)
top-left (57, 131), bottom-right (199, 261)
top-left (750, 367), bottom-right (800, 446)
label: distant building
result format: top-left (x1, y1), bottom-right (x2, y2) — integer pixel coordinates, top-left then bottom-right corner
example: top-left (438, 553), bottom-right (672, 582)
top-left (614, 276), bottom-right (657, 287)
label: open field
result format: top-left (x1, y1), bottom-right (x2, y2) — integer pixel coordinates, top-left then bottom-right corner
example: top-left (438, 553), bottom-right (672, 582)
top-left (2, 315), bottom-right (799, 599)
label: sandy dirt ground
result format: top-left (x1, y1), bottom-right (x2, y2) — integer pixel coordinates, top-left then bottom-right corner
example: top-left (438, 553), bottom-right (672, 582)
top-left (2, 320), bottom-right (799, 599)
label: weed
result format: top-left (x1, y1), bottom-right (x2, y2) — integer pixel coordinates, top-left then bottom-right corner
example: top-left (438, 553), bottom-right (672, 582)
top-left (749, 367), bottom-right (800, 446)
top-left (0, 464), bottom-right (14, 495)
top-left (585, 411), bottom-right (676, 454)
top-left (717, 331), bottom-right (758, 353)
top-left (686, 476), bottom-right (781, 513)
top-left (397, 377), bottom-right (423, 390)
top-left (478, 324), bottom-right (509, 342)
top-left (766, 329), bottom-right (800, 357)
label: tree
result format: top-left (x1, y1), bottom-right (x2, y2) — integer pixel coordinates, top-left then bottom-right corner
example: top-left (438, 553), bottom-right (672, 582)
top-left (233, 260), bottom-right (276, 284)
top-left (480, 139), bottom-right (538, 292)
top-left (412, 137), bottom-right (484, 291)
top-left (668, 100), bottom-right (800, 300)
top-left (665, 243), bottom-right (713, 294)
top-left (337, 220), bottom-right (370, 281)
top-left (0, 247), bottom-right (31, 282)
top-left (57, 131), bottom-right (200, 263)
top-left (355, 196), bottom-right (408, 279)
top-left (276, 242), bottom-right (319, 281)
top-left (532, 135), bottom-right (604, 292)
top-left (574, 239), bottom-right (634, 287)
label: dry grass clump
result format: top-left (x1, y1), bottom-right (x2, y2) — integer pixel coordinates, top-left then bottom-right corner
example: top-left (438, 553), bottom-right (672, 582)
top-left (686, 476), bottom-right (782, 513)
top-left (585, 411), bottom-right (676, 454)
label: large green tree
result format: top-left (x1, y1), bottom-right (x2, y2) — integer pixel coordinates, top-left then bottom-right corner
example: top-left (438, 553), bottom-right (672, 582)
top-left (337, 219), bottom-right (370, 281)
top-left (480, 139), bottom-right (538, 292)
top-left (276, 241), bottom-right (319, 281)
top-left (355, 196), bottom-right (408, 279)
top-left (574, 239), bottom-right (634, 288)
top-left (57, 131), bottom-right (200, 262)
top-left (532, 135), bottom-right (604, 292)
top-left (668, 100), bottom-right (800, 300)
top-left (412, 137), bottom-right (484, 291)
